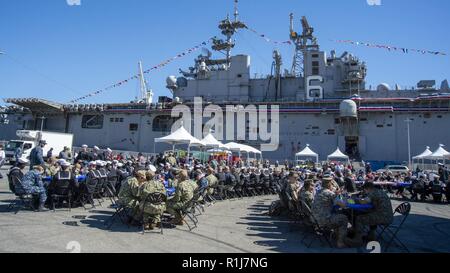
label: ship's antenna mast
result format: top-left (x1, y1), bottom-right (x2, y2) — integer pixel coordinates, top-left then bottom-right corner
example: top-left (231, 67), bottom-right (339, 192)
top-left (212, 0), bottom-right (246, 67)
top-left (234, 0), bottom-right (239, 22)
top-left (138, 61), bottom-right (147, 101)
top-left (138, 61), bottom-right (153, 104)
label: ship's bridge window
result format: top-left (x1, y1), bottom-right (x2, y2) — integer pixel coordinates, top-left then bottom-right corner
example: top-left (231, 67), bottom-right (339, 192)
top-left (129, 123), bottom-right (138, 131)
top-left (153, 116), bottom-right (177, 132)
top-left (81, 115), bottom-right (104, 129)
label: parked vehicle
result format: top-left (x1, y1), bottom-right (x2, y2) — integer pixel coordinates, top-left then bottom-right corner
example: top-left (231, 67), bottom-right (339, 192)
top-left (4, 130), bottom-right (74, 164)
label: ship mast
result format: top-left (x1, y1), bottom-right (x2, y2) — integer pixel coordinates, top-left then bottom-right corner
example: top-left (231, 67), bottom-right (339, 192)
top-left (138, 61), bottom-right (153, 104)
top-left (212, 0), bottom-right (246, 68)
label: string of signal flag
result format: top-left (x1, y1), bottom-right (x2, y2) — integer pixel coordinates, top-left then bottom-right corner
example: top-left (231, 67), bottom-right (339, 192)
top-left (68, 39), bottom-right (213, 103)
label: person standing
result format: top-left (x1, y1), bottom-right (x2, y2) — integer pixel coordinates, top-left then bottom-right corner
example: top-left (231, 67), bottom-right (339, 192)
top-left (14, 145), bottom-right (23, 166)
top-left (46, 148), bottom-right (54, 160)
top-left (59, 147), bottom-right (73, 163)
top-left (30, 140), bottom-right (47, 169)
top-left (0, 146), bottom-right (5, 179)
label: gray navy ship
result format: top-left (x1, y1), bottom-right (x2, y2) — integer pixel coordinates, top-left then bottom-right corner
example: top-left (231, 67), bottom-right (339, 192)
top-left (1, 1), bottom-right (449, 164)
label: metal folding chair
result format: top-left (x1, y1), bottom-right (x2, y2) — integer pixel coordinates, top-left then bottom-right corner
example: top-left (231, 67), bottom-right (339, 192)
top-left (139, 192), bottom-right (168, 235)
top-left (377, 202), bottom-right (411, 253)
top-left (299, 200), bottom-right (334, 248)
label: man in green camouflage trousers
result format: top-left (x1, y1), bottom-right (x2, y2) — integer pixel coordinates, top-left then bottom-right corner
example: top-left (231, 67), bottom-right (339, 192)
top-left (311, 177), bottom-right (349, 248)
top-left (118, 171), bottom-right (146, 221)
top-left (205, 168), bottom-right (218, 196)
top-left (346, 182), bottom-right (394, 246)
top-left (166, 170), bottom-right (194, 225)
top-left (138, 177), bottom-right (167, 230)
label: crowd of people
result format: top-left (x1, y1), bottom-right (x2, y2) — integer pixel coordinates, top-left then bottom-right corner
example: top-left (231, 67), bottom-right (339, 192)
top-left (3, 141), bottom-right (450, 245)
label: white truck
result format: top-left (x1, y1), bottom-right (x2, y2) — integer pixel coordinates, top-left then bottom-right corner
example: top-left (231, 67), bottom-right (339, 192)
top-left (4, 130), bottom-right (74, 164)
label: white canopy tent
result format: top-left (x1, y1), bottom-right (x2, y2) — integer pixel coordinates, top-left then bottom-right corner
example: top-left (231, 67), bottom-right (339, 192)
top-left (224, 142), bottom-right (262, 162)
top-left (424, 144), bottom-right (450, 160)
top-left (201, 133), bottom-right (227, 149)
top-left (413, 146), bottom-right (433, 160)
top-left (327, 148), bottom-right (350, 162)
top-left (154, 125), bottom-right (205, 153)
top-left (295, 144), bottom-right (319, 163)
top-left (413, 146), bottom-right (433, 170)
top-left (223, 142), bottom-right (244, 152)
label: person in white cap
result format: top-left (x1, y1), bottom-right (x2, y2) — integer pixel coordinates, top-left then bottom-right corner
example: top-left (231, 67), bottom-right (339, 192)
top-left (0, 145), bottom-right (5, 179)
top-left (76, 145), bottom-right (92, 163)
top-left (96, 160), bottom-right (109, 193)
top-left (90, 146), bottom-right (101, 161)
top-left (7, 158), bottom-right (28, 193)
top-left (48, 160), bottom-right (78, 209)
top-left (104, 148), bottom-right (113, 161)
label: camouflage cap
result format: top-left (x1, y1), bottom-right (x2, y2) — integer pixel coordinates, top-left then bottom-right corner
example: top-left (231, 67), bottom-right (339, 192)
top-left (135, 170), bottom-right (147, 180)
top-left (178, 170), bottom-right (189, 181)
top-left (145, 170), bottom-right (155, 180)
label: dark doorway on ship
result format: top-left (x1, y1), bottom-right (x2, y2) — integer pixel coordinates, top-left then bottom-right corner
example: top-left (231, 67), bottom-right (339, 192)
top-left (345, 136), bottom-right (360, 161)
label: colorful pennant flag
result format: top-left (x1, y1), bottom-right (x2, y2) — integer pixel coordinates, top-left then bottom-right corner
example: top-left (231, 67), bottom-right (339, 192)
top-left (245, 26), bottom-right (292, 46)
top-left (332, 39), bottom-right (446, 56)
top-left (69, 38), bottom-right (213, 103)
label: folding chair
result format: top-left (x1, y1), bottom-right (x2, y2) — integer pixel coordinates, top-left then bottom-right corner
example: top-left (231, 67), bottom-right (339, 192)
top-left (7, 174), bottom-right (38, 214)
top-left (106, 203), bottom-right (132, 229)
top-left (139, 192), bottom-right (168, 235)
top-left (79, 177), bottom-right (98, 210)
top-left (192, 190), bottom-right (206, 216)
top-left (180, 199), bottom-right (198, 231)
top-left (377, 202), bottom-right (411, 253)
top-left (299, 200), bottom-right (334, 248)
top-left (8, 194), bottom-right (37, 214)
top-left (49, 180), bottom-right (73, 212)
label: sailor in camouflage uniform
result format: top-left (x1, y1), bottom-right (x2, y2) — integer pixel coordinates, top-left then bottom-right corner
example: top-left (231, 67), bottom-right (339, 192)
top-left (138, 170), bottom-right (167, 230)
top-left (205, 167), bottom-right (218, 196)
top-left (15, 166), bottom-right (48, 211)
top-left (285, 172), bottom-right (300, 212)
top-left (347, 181), bottom-right (394, 246)
top-left (166, 170), bottom-right (194, 225)
top-left (299, 179), bottom-right (315, 209)
top-left (311, 177), bottom-right (349, 248)
top-left (118, 170), bottom-right (147, 221)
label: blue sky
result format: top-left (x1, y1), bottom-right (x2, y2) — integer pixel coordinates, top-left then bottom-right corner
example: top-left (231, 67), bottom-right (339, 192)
top-left (0, 0), bottom-right (449, 106)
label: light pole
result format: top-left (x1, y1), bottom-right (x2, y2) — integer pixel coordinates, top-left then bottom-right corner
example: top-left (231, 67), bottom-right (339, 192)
top-left (39, 116), bottom-right (46, 131)
top-left (405, 118), bottom-right (412, 169)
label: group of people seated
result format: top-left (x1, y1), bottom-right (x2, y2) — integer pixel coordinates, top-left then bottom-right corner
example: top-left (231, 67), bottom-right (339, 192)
top-left (274, 161), bottom-right (450, 248)
top-left (5, 143), bottom-right (449, 240)
top-left (352, 165), bottom-right (450, 203)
